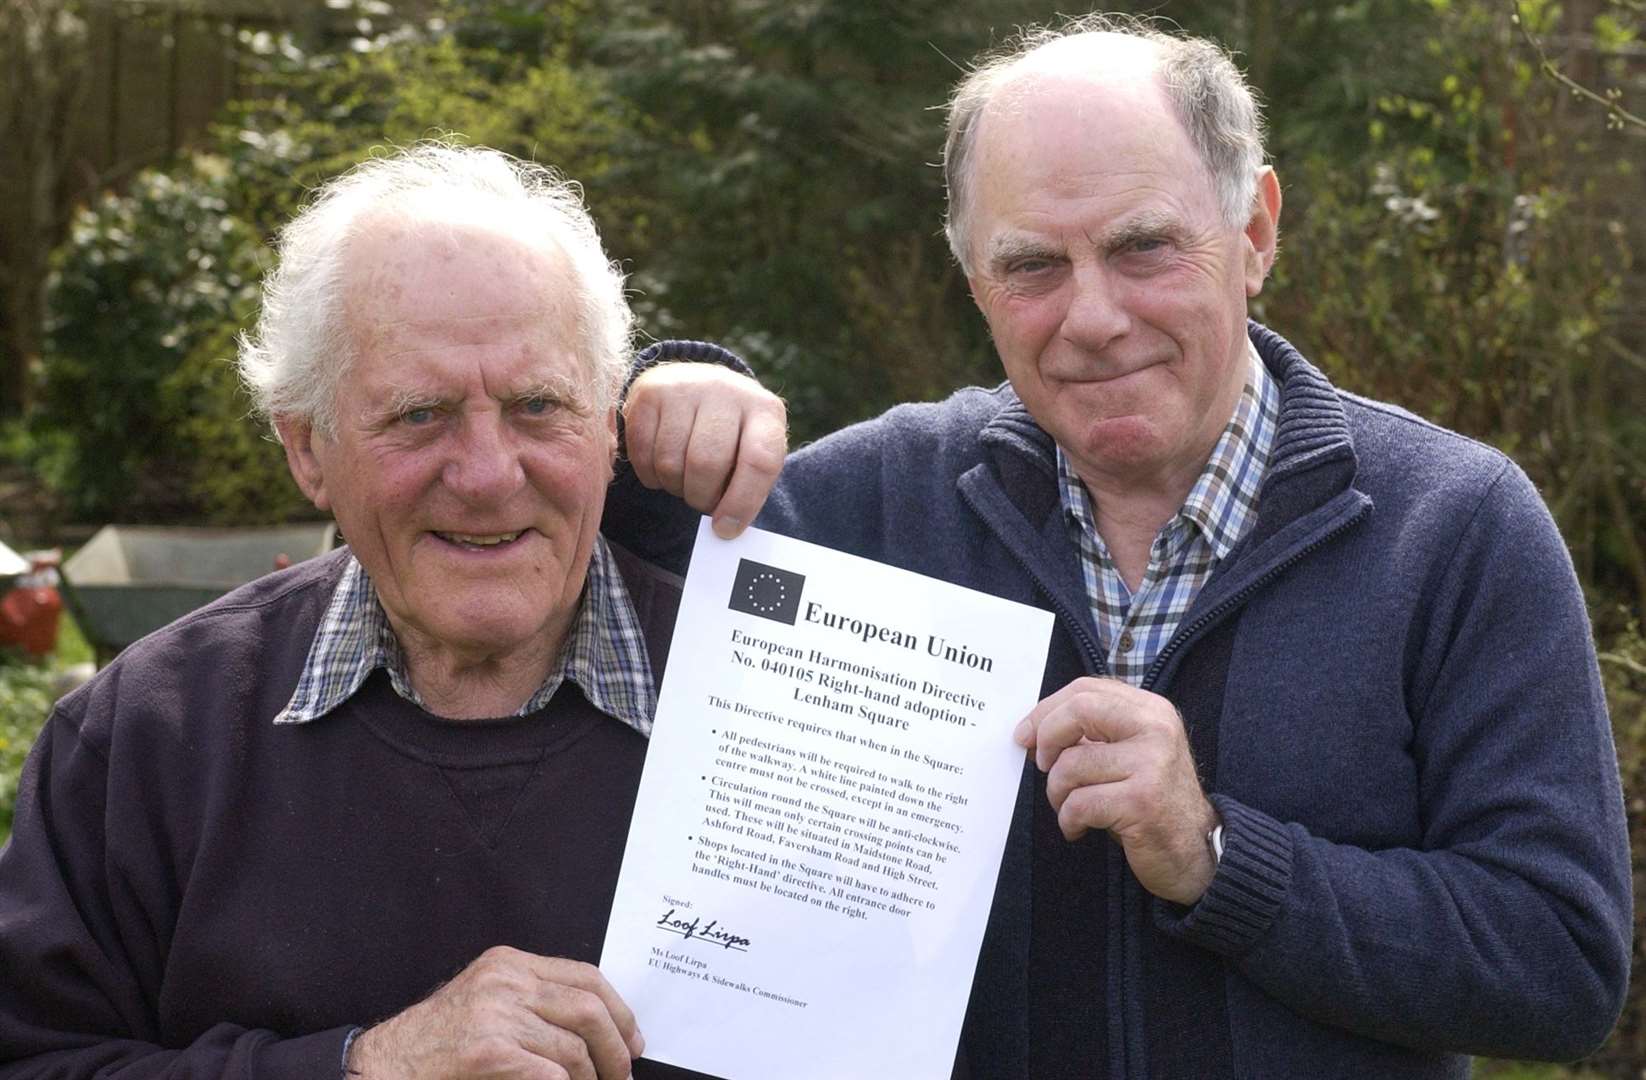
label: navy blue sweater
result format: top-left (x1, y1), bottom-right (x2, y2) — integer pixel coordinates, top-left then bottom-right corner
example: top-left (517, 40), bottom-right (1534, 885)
top-left (0, 545), bottom-right (715, 1079)
top-left (609, 323), bottom-right (1631, 1078)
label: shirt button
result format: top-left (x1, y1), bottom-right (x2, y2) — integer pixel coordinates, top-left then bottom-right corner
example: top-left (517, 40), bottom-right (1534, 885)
top-left (1118, 631), bottom-right (1135, 652)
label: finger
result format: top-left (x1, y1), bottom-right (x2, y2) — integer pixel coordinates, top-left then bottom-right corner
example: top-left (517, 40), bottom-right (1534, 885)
top-left (527, 959), bottom-right (644, 1062)
top-left (1029, 681), bottom-right (1162, 772)
top-left (646, 396), bottom-right (700, 497)
top-left (527, 982), bottom-right (633, 1080)
top-left (516, 1021), bottom-right (599, 1080)
top-left (1057, 780), bottom-right (1125, 842)
top-left (680, 405), bottom-right (743, 513)
top-left (1012, 676), bottom-right (1105, 748)
top-left (620, 381), bottom-right (664, 490)
top-left (710, 406), bottom-right (786, 539)
top-left (1043, 738), bottom-right (1140, 813)
top-left (1022, 680), bottom-right (1126, 772)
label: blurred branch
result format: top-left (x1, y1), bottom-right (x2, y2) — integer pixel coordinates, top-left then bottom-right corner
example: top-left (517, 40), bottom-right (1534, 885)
top-left (1606, 334), bottom-right (1646, 374)
top-left (1600, 651), bottom-right (1646, 677)
top-left (1512, 0), bottom-right (1645, 130)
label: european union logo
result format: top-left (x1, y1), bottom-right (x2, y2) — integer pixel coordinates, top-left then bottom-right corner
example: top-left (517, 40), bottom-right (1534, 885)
top-left (728, 558), bottom-right (805, 625)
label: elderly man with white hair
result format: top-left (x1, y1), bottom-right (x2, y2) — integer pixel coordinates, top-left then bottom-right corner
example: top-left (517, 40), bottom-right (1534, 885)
top-left (0, 143), bottom-right (781, 1080)
top-left (618, 14), bottom-right (1632, 1079)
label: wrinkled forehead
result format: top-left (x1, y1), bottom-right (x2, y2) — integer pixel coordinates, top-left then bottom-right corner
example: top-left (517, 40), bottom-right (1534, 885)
top-left (333, 218), bottom-right (595, 403)
top-left (348, 220), bottom-right (583, 350)
top-left (341, 217), bottom-right (575, 328)
top-left (967, 44), bottom-right (1213, 223)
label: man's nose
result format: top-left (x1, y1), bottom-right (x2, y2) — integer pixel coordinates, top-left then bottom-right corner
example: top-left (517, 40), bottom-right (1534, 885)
top-left (1060, 264), bottom-right (1129, 349)
top-left (443, 411), bottom-right (525, 503)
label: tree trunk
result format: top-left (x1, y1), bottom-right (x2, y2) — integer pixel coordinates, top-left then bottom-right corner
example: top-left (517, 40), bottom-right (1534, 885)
top-left (0, 1), bottom-right (90, 419)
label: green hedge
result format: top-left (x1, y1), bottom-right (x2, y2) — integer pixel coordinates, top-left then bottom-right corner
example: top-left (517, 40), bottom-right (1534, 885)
top-left (28, 166), bottom-right (266, 522)
top-left (0, 661), bottom-right (53, 844)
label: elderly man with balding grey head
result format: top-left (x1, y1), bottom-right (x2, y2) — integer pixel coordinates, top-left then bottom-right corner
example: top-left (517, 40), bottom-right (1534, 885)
top-left (618, 14), bottom-right (1633, 1079)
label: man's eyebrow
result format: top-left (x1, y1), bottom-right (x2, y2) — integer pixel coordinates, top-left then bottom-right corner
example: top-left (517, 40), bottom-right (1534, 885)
top-left (384, 385), bottom-right (443, 417)
top-left (510, 375), bottom-right (593, 415)
top-left (985, 234), bottom-right (1064, 267)
top-left (373, 375), bottom-right (593, 420)
top-left (1091, 209), bottom-right (1184, 250)
top-left (984, 210), bottom-right (1187, 269)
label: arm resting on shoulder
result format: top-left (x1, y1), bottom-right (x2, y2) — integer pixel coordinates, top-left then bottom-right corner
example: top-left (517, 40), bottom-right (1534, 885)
top-left (607, 339), bottom-right (783, 571)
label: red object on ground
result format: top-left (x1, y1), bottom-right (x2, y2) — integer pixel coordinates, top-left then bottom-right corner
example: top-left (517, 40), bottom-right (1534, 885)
top-left (0, 550), bottom-right (64, 658)
top-left (0, 585), bottom-right (61, 657)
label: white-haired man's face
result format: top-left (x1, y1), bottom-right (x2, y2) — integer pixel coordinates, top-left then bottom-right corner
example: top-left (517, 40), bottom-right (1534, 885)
top-left (279, 222), bottom-right (616, 671)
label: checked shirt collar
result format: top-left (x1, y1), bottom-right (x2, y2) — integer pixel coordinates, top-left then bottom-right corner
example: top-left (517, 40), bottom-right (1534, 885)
top-left (274, 535), bottom-right (656, 734)
top-left (1057, 341), bottom-right (1278, 685)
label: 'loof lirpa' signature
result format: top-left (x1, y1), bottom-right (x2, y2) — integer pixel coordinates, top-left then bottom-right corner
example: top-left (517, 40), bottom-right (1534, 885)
top-left (655, 907), bottom-right (752, 951)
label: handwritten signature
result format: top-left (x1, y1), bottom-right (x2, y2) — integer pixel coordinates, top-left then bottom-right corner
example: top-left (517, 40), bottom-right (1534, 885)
top-left (656, 907), bottom-right (752, 951)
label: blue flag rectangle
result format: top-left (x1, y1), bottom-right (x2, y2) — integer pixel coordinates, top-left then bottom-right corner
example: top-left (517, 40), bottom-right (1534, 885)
top-left (728, 558), bottom-right (805, 625)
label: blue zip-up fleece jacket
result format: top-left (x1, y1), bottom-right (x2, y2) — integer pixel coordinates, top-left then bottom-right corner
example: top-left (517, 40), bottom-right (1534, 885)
top-left (612, 323), bottom-right (1631, 1079)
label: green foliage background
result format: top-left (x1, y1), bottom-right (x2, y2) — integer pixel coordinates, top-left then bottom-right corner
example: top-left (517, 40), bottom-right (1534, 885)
top-left (0, 662), bottom-right (53, 845)
top-left (2, 0), bottom-right (1644, 1072)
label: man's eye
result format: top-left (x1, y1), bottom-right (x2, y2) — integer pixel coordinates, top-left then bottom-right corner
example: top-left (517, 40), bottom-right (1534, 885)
top-left (519, 395), bottom-right (556, 417)
top-left (1009, 258), bottom-right (1055, 276)
top-left (400, 406), bottom-right (436, 425)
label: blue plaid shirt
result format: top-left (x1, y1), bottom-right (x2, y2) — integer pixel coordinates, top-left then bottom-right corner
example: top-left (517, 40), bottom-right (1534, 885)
top-left (1058, 344), bottom-right (1278, 685)
top-left (274, 536), bottom-right (656, 732)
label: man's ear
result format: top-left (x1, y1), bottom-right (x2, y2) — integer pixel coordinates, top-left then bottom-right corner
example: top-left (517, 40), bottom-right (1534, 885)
top-left (274, 415), bottom-right (332, 511)
top-left (1243, 167), bottom-right (1283, 297)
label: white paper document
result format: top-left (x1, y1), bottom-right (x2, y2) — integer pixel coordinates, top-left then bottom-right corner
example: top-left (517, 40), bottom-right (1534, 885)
top-left (601, 521), bottom-right (1054, 1079)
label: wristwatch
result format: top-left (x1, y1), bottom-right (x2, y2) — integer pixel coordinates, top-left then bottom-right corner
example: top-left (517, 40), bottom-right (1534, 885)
top-left (1207, 823), bottom-right (1225, 867)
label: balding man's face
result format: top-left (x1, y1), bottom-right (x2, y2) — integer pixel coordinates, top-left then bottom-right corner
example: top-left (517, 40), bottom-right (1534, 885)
top-left (281, 224), bottom-right (615, 669)
top-left (964, 70), bottom-right (1277, 497)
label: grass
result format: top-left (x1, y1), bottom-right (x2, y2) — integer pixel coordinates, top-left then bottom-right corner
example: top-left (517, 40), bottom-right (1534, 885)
top-left (0, 605), bottom-right (92, 845)
top-left (0, 661), bottom-right (54, 845)
top-left (52, 604), bottom-right (93, 667)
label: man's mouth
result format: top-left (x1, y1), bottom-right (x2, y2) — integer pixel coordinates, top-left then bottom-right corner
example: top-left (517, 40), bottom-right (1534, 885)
top-left (434, 530), bottom-right (524, 549)
top-left (1079, 359), bottom-right (1161, 384)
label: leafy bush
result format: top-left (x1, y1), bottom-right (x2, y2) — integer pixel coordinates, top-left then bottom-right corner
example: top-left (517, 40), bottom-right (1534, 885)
top-left (1263, 0), bottom-right (1643, 619)
top-left (0, 660), bottom-right (53, 844)
top-left (160, 323), bottom-right (316, 525)
top-left (30, 163), bottom-right (265, 521)
top-left (215, 25), bottom-right (623, 245)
